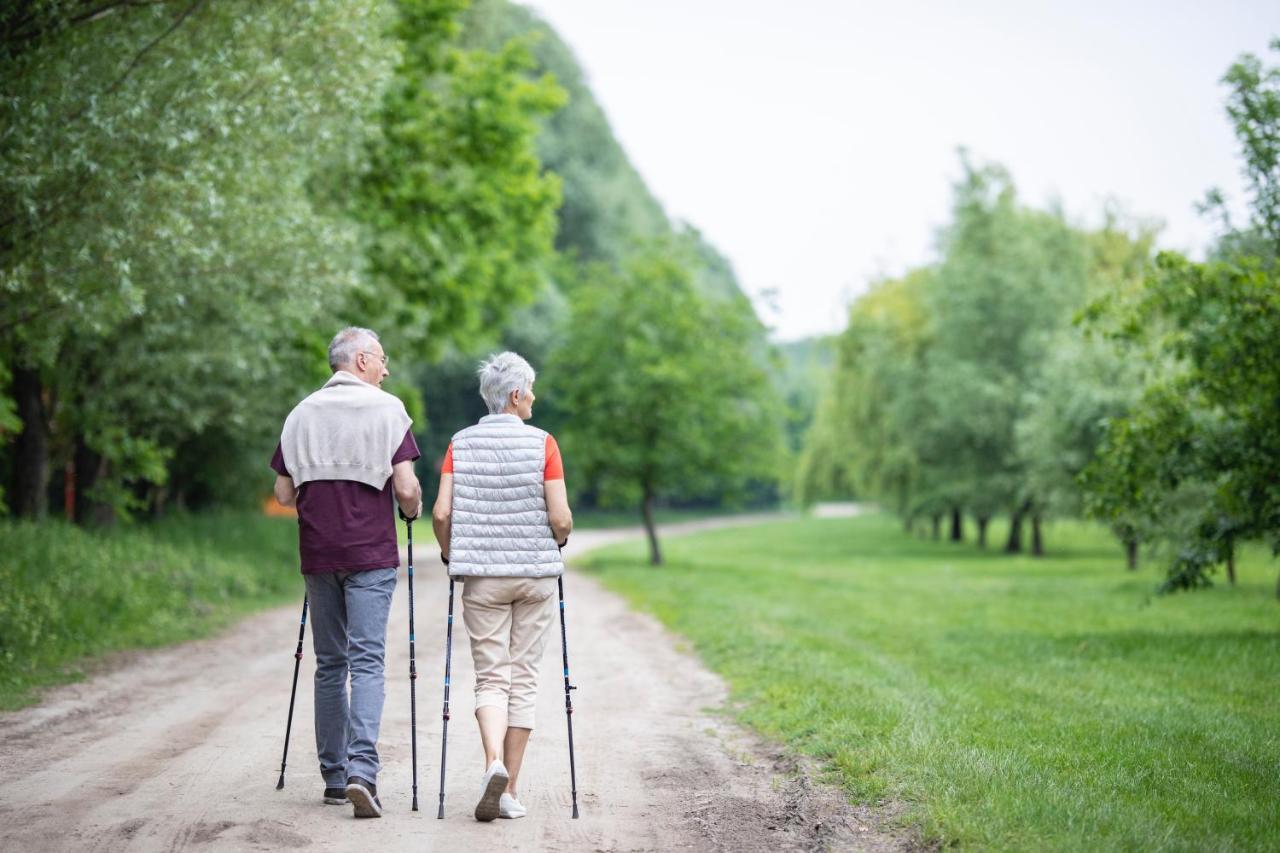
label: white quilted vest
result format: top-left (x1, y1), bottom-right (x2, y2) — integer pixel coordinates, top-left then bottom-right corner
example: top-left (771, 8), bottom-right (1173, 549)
top-left (448, 413), bottom-right (565, 578)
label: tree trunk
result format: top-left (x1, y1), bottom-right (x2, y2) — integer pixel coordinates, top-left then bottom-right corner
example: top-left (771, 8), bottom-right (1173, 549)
top-left (1031, 515), bottom-right (1044, 557)
top-left (10, 365), bottom-right (50, 518)
top-left (976, 515), bottom-right (990, 548)
top-left (1005, 502), bottom-right (1028, 553)
top-left (1125, 538), bottom-right (1138, 571)
top-left (642, 490), bottom-right (662, 566)
top-left (73, 435), bottom-right (112, 526)
top-left (930, 514), bottom-right (941, 540)
top-left (1225, 541), bottom-right (1236, 586)
top-left (949, 507), bottom-right (963, 542)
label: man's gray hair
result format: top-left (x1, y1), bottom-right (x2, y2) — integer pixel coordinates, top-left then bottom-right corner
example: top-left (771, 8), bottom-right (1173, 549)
top-left (328, 326), bottom-right (380, 371)
top-left (478, 351), bottom-right (536, 414)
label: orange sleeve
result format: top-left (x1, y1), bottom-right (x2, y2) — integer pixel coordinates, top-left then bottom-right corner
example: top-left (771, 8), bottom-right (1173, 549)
top-left (440, 442), bottom-right (453, 474)
top-left (544, 434), bottom-right (563, 481)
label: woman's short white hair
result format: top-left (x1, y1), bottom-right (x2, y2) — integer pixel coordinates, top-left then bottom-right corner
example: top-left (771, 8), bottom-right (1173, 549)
top-left (478, 351), bottom-right (536, 414)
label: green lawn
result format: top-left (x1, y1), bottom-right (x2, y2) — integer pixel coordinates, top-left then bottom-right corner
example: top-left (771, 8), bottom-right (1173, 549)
top-left (0, 512), bottom-right (302, 710)
top-left (572, 504), bottom-right (770, 530)
top-left (580, 513), bottom-right (1280, 851)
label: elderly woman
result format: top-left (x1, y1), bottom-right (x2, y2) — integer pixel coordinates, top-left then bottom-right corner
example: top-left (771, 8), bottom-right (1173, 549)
top-left (431, 351), bottom-right (573, 822)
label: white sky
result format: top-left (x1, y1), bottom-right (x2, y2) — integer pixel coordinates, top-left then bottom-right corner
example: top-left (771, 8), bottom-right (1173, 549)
top-left (524, 0), bottom-right (1280, 341)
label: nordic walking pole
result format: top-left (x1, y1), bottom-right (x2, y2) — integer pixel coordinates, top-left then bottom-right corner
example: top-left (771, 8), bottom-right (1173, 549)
top-left (403, 511), bottom-right (420, 812)
top-left (437, 573), bottom-right (456, 819)
top-left (557, 574), bottom-right (580, 818)
top-left (276, 594), bottom-right (309, 790)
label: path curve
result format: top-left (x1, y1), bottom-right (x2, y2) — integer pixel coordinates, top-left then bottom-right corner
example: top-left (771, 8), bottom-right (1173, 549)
top-left (0, 513), bottom-right (906, 852)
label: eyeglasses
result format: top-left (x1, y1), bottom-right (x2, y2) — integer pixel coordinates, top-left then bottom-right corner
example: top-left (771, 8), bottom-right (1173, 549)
top-left (361, 350), bottom-right (389, 366)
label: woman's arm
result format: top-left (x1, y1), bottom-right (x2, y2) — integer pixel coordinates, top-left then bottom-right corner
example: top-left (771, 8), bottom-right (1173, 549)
top-left (545, 478), bottom-right (573, 546)
top-left (432, 473), bottom-right (453, 561)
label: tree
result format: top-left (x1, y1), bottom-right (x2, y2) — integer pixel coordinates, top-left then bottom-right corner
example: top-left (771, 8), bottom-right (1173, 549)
top-left (1085, 255), bottom-right (1280, 592)
top-left (353, 0), bottom-right (566, 360)
top-left (921, 156), bottom-right (1089, 553)
top-left (796, 269), bottom-right (934, 524)
top-left (549, 239), bottom-right (783, 564)
top-left (1018, 216), bottom-right (1156, 567)
top-left (1, 1), bottom-right (396, 518)
top-left (1083, 41), bottom-right (1280, 594)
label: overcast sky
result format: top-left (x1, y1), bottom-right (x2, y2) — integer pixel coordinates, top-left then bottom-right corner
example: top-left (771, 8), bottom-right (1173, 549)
top-left (525, 0), bottom-right (1280, 340)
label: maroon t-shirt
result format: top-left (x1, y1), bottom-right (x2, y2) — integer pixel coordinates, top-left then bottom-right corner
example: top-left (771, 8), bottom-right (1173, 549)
top-left (271, 429), bottom-right (420, 575)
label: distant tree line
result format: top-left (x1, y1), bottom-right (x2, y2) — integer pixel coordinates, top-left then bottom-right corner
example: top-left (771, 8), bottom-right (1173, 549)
top-left (799, 41), bottom-right (1280, 595)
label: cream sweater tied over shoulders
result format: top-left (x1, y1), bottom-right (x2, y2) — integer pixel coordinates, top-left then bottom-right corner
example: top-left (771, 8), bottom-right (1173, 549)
top-left (280, 370), bottom-right (412, 490)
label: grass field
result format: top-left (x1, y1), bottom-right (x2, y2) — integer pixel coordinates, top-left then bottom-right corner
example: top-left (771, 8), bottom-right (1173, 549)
top-left (580, 513), bottom-right (1280, 851)
top-left (0, 512), bottom-right (301, 710)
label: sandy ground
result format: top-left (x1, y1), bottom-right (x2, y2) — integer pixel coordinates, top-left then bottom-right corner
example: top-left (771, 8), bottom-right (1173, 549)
top-left (0, 513), bottom-right (913, 852)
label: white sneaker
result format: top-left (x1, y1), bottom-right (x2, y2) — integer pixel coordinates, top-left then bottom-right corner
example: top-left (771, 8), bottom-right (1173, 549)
top-left (475, 759), bottom-right (509, 822)
top-left (498, 792), bottom-right (527, 819)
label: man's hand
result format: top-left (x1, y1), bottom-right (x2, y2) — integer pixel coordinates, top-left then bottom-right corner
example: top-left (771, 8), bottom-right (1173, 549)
top-left (398, 502), bottom-right (424, 522)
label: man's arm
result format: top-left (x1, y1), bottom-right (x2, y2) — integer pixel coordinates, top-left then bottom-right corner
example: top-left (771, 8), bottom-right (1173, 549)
top-left (432, 473), bottom-right (453, 561)
top-left (274, 474), bottom-right (297, 508)
top-left (545, 478), bottom-right (573, 547)
top-left (392, 459), bottom-right (422, 520)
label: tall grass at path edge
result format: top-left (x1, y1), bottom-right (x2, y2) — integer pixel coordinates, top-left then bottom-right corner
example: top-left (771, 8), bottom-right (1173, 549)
top-left (0, 511), bottom-right (302, 710)
top-left (580, 512), bottom-right (1280, 851)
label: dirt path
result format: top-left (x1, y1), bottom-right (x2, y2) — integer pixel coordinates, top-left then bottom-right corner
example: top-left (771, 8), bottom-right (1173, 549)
top-left (0, 514), bottom-right (908, 852)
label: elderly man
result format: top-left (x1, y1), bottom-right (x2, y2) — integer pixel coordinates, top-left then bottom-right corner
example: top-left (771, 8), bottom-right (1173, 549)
top-left (271, 326), bottom-right (422, 819)
top-left (432, 351), bottom-right (573, 822)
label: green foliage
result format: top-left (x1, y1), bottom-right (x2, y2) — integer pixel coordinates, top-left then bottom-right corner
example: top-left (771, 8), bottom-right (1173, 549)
top-left (457, 0), bottom-right (671, 263)
top-left (1, 0), bottom-right (397, 516)
top-left (773, 335), bottom-right (835, 458)
top-left (798, 157), bottom-right (1128, 547)
top-left (1085, 254), bottom-right (1280, 590)
top-left (0, 0), bottom-right (574, 519)
top-left (0, 512), bottom-right (299, 709)
top-left (354, 0), bottom-right (566, 359)
top-left (548, 239), bottom-right (784, 541)
top-left (1017, 217), bottom-right (1157, 528)
top-left (1083, 42), bottom-right (1280, 593)
top-left (584, 514), bottom-right (1280, 850)
top-left (1212, 37), bottom-right (1280, 248)
top-left (919, 159), bottom-right (1089, 522)
top-left (409, 0), bottom-right (783, 524)
top-left (797, 269), bottom-right (933, 510)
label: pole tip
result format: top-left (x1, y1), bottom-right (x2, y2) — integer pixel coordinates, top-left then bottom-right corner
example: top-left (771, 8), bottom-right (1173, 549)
top-left (437, 805), bottom-right (445, 819)
top-left (412, 798), bottom-right (419, 812)
top-left (572, 803), bottom-right (580, 819)
top-left (275, 776), bottom-right (285, 790)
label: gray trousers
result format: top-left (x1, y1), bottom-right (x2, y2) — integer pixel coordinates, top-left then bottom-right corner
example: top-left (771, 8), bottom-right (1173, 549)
top-left (304, 567), bottom-right (397, 786)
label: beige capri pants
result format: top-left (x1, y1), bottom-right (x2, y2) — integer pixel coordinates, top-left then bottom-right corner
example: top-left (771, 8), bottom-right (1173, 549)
top-left (461, 575), bottom-right (559, 729)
